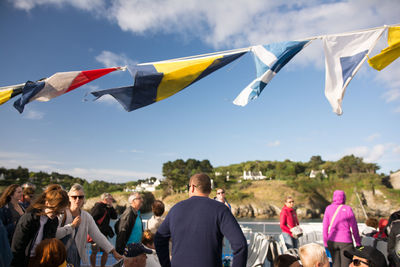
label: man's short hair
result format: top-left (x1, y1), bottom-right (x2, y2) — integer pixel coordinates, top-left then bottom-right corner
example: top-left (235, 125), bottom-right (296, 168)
top-left (101, 192), bottom-right (113, 201)
top-left (189, 173), bottom-right (211, 194)
top-left (128, 192), bottom-right (140, 204)
top-left (299, 243), bottom-right (328, 267)
top-left (152, 200), bottom-right (165, 216)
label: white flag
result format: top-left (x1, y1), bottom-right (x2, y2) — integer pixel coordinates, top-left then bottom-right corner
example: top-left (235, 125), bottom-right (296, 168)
top-left (323, 28), bottom-right (385, 115)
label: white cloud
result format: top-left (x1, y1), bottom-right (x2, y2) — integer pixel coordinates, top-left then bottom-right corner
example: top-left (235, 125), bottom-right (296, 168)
top-left (12, 0), bottom-right (106, 12)
top-left (0, 149), bottom-right (160, 182)
top-left (393, 146), bottom-right (400, 154)
top-left (23, 109), bottom-right (44, 120)
top-left (394, 106), bottom-right (400, 113)
top-left (267, 140), bottom-right (280, 147)
top-left (12, 0), bottom-right (400, 48)
top-left (365, 133), bottom-right (380, 142)
top-left (344, 144), bottom-right (386, 163)
top-left (382, 88), bottom-right (400, 103)
top-left (95, 50), bottom-right (137, 67)
top-left (51, 167), bottom-right (160, 182)
top-left (131, 149), bottom-right (144, 153)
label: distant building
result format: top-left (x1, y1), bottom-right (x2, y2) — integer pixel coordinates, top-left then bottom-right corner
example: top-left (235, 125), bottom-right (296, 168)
top-left (309, 169), bottom-right (328, 178)
top-left (390, 170), bottom-right (400, 190)
top-left (125, 178), bottom-right (161, 192)
top-left (243, 171), bottom-right (266, 180)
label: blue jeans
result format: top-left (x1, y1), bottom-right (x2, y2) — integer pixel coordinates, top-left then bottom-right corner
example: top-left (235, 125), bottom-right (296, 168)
top-left (282, 232), bottom-right (298, 249)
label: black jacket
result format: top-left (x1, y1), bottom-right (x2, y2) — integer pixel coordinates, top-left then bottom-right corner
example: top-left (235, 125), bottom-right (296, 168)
top-left (115, 206), bottom-right (141, 254)
top-left (10, 209), bottom-right (58, 267)
top-left (91, 202), bottom-right (118, 238)
top-left (0, 203), bottom-right (25, 243)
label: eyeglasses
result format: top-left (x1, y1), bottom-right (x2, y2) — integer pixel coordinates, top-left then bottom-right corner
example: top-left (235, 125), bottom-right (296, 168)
top-left (217, 191), bottom-right (225, 195)
top-left (352, 259), bottom-right (369, 266)
top-left (70, 195), bottom-right (85, 200)
top-left (287, 201), bottom-right (294, 203)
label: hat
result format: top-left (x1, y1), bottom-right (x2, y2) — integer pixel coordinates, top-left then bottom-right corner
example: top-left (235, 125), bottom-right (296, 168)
top-left (124, 243), bottom-right (152, 257)
top-left (344, 246), bottom-right (387, 266)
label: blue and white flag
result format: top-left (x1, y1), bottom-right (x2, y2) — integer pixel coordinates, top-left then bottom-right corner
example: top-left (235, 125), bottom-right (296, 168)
top-left (323, 28), bottom-right (385, 115)
top-left (233, 40), bottom-right (310, 106)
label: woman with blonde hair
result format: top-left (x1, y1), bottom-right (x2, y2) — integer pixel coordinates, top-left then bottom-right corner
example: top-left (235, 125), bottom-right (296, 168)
top-left (56, 183), bottom-right (122, 267)
top-left (0, 184), bottom-right (25, 243)
top-left (142, 229), bottom-right (161, 267)
top-left (28, 238), bottom-right (67, 267)
top-left (11, 184), bottom-right (69, 267)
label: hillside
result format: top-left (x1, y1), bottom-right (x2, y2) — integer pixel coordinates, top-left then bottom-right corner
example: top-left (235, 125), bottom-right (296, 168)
top-left (85, 174), bottom-right (400, 222)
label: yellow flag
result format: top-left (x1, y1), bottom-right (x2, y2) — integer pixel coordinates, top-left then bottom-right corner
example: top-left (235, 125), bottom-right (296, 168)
top-left (368, 26), bottom-right (400, 71)
top-left (0, 89), bottom-right (14, 105)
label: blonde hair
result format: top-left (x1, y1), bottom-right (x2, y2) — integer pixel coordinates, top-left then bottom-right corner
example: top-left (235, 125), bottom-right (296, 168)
top-left (142, 229), bottom-right (154, 246)
top-left (299, 243), bottom-right (328, 267)
top-left (69, 184), bottom-right (84, 194)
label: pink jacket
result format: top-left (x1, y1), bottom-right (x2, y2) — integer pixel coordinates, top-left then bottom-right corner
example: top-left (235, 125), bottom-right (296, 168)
top-left (322, 190), bottom-right (361, 247)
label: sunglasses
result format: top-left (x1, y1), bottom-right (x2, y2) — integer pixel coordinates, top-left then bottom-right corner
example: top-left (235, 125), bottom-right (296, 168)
top-left (352, 259), bottom-right (369, 266)
top-left (70, 195), bottom-right (85, 200)
top-left (217, 192), bottom-right (225, 194)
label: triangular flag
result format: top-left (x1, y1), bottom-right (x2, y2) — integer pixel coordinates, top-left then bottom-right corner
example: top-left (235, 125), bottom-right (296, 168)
top-left (368, 26), bottom-right (400, 71)
top-left (323, 28), bottom-right (385, 115)
top-left (92, 50), bottom-right (248, 111)
top-left (233, 40), bottom-right (310, 106)
top-left (13, 67), bottom-right (122, 113)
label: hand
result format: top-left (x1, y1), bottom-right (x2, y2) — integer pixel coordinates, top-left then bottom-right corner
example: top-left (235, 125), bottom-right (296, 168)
top-left (112, 249), bottom-right (123, 261)
top-left (71, 215), bottom-right (81, 228)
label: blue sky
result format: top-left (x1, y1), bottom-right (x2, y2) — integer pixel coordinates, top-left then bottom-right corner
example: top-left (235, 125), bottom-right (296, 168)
top-left (0, 0), bottom-right (399, 183)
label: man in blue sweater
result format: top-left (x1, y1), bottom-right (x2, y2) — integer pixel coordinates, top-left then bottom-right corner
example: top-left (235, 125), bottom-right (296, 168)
top-left (154, 173), bottom-right (248, 267)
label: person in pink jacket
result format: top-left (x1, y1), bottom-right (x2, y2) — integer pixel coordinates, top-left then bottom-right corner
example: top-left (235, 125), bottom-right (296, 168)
top-left (280, 196), bottom-right (300, 249)
top-left (323, 190), bottom-right (361, 267)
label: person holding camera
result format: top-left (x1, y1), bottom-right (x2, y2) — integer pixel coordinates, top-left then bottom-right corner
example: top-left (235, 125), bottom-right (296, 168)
top-left (90, 192), bottom-right (118, 267)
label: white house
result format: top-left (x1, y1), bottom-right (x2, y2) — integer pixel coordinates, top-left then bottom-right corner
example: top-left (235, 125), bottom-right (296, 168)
top-left (125, 178), bottom-right (161, 192)
top-left (309, 169), bottom-right (328, 178)
top-left (243, 171), bottom-right (266, 180)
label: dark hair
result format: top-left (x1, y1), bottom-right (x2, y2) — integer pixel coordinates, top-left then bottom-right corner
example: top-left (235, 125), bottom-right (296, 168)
top-left (142, 229), bottom-right (154, 246)
top-left (28, 184), bottom-right (69, 215)
top-left (28, 238), bottom-right (66, 267)
top-left (23, 187), bottom-right (35, 196)
top-left (0, 184), bottom-right (21, 207)
top-left (366, 217), bottom-right (379, 228)
top-left (189, 173), bottom-right (211, 194)
top-left (274, 254), bottom-right (299, 267)
top-left (152, 200), bottom-right (165, 216)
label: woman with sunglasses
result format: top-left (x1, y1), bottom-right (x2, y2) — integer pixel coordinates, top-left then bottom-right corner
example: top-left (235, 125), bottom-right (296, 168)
top-left (280, 195), bottom-right (300, 249)
top-left (10, 184), bottom-right (69, 267)
top-left (56, 184), bottom-right (122, 267)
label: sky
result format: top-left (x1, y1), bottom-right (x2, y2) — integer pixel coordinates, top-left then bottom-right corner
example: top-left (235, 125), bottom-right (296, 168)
top-left (0, 0), bottom-right (399, 183)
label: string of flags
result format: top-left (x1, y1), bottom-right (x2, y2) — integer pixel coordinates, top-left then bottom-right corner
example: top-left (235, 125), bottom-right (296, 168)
top-left (1, 24), bottom-right (399, 115)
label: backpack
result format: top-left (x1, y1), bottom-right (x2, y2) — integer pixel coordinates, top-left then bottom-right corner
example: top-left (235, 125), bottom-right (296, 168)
top-left (387, 218), bottom-right (400, 265)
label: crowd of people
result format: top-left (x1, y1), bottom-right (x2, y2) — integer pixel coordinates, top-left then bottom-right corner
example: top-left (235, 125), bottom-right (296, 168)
top-left (0, 176), bottom-right (399, 267)
top-left (279, 190), bottom-right (398, 267)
